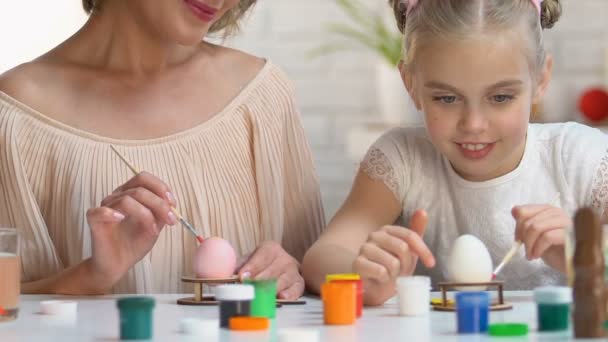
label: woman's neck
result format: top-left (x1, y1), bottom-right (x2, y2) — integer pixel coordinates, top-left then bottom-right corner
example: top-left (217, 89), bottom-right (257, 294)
top-left (56, 1), bottom-right (205, 77)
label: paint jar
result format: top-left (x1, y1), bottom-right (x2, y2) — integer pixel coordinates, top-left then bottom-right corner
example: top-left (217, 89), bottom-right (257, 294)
top-left (326, 273), bottom-right (363, 318)
top-left (116, 297), bottom-right (155, 340)
top-left (397, 276), bottom-right (430, 316)
top-left (455, 292), bottom-right (490, 334)
top-left (243, 279), bottom-right (277, 318)
top-left (229, 317), bottom-right (270, 331)
top-left (321, 281), bottom-right (357, 325)
top-left (534, 286), bottom-right (572, 332)
top-left (214, 284), bottom-right (254, 328)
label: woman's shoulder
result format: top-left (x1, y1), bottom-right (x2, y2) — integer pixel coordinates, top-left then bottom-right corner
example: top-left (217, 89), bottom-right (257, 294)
top-left (209, 44), bottom-right (291, 89)
top-left (0, 61), bottom-right (50, 108)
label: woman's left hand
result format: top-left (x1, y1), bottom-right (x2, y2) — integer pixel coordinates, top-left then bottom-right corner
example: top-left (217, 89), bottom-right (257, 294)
top-left (512, 204), bottom-right (572, 272)
top-left (237, 241), bottom-right (304, 300)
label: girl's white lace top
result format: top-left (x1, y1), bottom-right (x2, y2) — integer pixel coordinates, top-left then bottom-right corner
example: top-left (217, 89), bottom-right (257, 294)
top-left (360, 123), bottom-right (608, 290)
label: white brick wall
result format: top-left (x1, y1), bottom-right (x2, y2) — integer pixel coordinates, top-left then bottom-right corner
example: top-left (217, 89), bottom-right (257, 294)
top-left (228, 0), bottom-right (608, 220)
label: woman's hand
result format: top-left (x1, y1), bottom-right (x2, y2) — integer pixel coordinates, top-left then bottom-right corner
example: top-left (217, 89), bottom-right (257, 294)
top-left (512, 204), bottom-right (571, 273)
top-left (353, 210), bottom-right (435, 306)
top-left (237, 241), bottom-right (304, 300)
top-left (86, 172), bottom-right (178, 290)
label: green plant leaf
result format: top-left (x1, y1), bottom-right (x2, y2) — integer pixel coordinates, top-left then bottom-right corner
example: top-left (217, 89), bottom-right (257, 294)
top-left (310, 0), bottom-right (404, 66)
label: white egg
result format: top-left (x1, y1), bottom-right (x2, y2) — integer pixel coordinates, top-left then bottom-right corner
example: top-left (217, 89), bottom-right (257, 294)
top-left (447, 235), bottom-right (493, 290)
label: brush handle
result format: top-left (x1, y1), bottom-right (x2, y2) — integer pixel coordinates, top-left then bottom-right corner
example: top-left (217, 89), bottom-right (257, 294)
top-left (109, 145), bottom-right (204, 243)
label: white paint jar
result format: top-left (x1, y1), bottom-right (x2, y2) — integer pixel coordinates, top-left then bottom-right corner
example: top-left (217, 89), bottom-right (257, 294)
top-left (397, 276), bottom-right (431, 316)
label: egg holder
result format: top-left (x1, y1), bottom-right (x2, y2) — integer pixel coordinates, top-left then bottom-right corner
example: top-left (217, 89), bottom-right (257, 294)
top-left (176, 276), bottom-right (307, 306)
top-left (431, 281), bottom-right (513, 311)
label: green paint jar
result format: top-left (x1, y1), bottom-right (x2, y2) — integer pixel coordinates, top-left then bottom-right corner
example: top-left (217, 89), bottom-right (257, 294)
top-left (244, 279), bottom-right (277, 318)
top-left (117, 297), bottom-right (155, 340)
top-left (534, 286), bottom-right (571, 332)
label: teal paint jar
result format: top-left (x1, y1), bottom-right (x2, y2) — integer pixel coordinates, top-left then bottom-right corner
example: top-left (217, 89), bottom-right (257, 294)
top-left (534, 286), bottom-right (571, 332)
top-left (117, 297), bottom-right (155, 340)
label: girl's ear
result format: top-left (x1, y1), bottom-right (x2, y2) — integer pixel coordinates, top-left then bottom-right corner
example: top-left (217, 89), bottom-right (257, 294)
top-left (533, 54), bottom-right (553, 105)
top-left (399, 61), bottom-right (422, 110)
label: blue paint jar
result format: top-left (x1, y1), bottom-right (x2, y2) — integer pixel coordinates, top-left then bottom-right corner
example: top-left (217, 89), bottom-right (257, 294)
top-left (455, 292), bottom-right (490, 334)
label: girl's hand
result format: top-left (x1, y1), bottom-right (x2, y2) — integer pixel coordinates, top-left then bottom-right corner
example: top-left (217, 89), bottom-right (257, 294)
top-left (512, 204), bottom-right (571, 272)
top-left (353, 210), bottom-right (435, 306)
top-left (86, 172), bottom-right (178, 290)
top-left (237, 241), bottom-right (304, 300)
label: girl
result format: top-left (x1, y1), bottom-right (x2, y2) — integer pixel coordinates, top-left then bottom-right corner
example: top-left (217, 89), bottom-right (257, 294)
top-left (0, 0), bottom-right (324, 298)
top-left (302, 0), bottom-right (605, 305)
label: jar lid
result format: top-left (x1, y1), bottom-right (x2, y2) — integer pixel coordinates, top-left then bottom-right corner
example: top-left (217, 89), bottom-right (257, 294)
top-left (488, 323), bottom-right (529, 336)
top-left (229, 317), bottom-right (270, 331)
top-left (326, 273), bottom-right (361, 282)
top-left (179, 318), bottom-right (219, 336)
top-left (116, 297), bottom-right (155, 310)
top-left (534, 286), bottom-right (572, 304)
top-left (40, 300), bottom-right (78, 316)
top-left (214, 284), bottom-right (255, 301)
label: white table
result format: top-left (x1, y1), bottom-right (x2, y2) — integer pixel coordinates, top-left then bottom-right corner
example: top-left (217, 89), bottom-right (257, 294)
top-left (0, 292), bottom-right (578, 341)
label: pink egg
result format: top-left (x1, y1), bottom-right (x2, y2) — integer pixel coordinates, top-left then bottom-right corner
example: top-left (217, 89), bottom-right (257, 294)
top-left (192, 237), bottom-right (237, 278)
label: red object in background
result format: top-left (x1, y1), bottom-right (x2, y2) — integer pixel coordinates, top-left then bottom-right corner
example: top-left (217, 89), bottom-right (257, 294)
top-left (579, 88), bottom-right (608, 122)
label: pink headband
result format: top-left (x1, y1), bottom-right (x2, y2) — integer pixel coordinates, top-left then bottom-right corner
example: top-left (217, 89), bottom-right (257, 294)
top-left (405, 0), bottom-right (543, 16)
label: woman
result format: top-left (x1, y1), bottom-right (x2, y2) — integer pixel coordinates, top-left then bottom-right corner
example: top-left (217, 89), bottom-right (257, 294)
top-left (0, 0), bottom-right (324, 299)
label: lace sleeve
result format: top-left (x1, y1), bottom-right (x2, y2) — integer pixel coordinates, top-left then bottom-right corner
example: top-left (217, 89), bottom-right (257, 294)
top-left (360, 146), bottom-right (401, 201)
top-left (591, 150), bottom-right (608, 215)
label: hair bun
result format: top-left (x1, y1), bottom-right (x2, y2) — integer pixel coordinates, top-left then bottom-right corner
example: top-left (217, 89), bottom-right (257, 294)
top-left (388, 0), bottom-right (407, 34)
top-left (540, 0), bottom-right (562, 29)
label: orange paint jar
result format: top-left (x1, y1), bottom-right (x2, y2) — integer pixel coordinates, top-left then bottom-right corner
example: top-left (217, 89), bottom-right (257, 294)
top-left (321, 282), bottom-right (357, 325)
top-left (326, 274), bottom-right (363, 318)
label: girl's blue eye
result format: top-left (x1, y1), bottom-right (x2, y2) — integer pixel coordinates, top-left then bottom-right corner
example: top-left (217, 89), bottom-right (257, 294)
top-left (492, 95), bottom-right (514, 103)
top-left (433, 96), bottom-right (457, 104)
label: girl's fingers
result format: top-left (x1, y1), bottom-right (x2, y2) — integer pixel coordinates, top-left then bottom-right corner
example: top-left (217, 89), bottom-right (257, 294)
top-left (513, 205), bottom-right (552, 241)
top-left (520, 208), bottom-right (571, 258)
top-left (369, 230), bottom-right (411, 265)
top-left (353, 255), bottom-right (391, 283)
top-left (384, 226), bottom-right (435, 268)
top-left (360, 242), bottom-right (401, 279)
top-left (531, 229), bottom-right (565, 259)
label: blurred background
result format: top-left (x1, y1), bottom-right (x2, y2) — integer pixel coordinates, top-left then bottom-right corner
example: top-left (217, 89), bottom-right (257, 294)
top-left (0, 0), bottom-right (607, 220)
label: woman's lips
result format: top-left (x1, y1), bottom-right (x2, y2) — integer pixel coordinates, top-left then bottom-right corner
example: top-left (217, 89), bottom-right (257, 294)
top-left (184, 0), bottom-right (218, 22)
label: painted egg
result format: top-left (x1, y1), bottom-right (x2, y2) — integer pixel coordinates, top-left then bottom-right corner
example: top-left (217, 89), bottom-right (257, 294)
top-left (192, 237), bottom-right (237, 278)
top-left (447, 235), bottom-right (493, 290)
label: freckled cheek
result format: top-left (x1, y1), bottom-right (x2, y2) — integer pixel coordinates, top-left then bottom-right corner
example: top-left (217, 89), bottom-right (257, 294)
top-left (493, 108), bottom-right (530, 139)
top-left (424, 111), bottom-right (456, 147)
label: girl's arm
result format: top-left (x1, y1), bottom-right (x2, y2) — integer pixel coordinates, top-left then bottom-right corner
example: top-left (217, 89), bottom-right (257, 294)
top-left (301, 170), bottom-right (403, 295)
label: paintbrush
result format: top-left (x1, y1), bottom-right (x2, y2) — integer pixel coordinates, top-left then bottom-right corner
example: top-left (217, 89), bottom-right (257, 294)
top-left (492, 192), bottom-right (561, 279)
top-left (109, 145), bottom-right (205, 244)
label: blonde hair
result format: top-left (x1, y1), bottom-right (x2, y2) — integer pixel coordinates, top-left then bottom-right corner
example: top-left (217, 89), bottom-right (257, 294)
top-left (81, 0), bottom-right (257, 35)
top-left (388, 0), bottom-right (561, 72)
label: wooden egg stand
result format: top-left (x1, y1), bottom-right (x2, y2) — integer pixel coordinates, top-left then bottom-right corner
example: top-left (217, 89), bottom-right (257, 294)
top-left (177, 276), bottom-right (307, 306)
top-left (177, 275), bottom-right (240, 306)
top-left (431, 281), bottom-right (513, 311)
